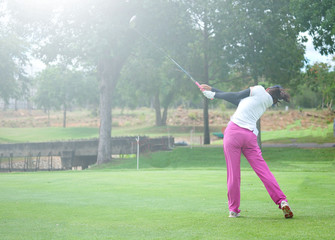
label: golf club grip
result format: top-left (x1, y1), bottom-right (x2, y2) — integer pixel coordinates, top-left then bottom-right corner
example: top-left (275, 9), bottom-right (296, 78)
top-left (196, 82), bottom-right (213, 100)
top-left (195, 82), bottom-right (204, 92)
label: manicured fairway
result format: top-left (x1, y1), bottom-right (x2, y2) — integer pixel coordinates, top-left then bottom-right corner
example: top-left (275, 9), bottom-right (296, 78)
top-left (1, 166), bottom-right (334, 239)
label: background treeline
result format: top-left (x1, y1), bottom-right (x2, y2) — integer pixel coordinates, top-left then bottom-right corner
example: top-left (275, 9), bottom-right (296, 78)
top-left (1, 0), bottom-right (334, 161)
top-left (1, 0), bottom-right (334, 113)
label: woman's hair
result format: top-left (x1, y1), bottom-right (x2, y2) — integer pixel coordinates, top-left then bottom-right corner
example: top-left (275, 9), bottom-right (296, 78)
top-left (266, 86), bottom-right (290, 104)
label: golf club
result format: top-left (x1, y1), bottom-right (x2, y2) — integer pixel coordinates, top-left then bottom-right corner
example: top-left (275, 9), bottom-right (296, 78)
top-left (129, 15), bottom-right (204, 92)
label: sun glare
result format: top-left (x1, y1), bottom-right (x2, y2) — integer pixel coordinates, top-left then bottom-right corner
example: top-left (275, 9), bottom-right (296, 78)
top-left (19, 0), bottom-right (80, 13)
top-left (22, 0), bottom-right (58, 9)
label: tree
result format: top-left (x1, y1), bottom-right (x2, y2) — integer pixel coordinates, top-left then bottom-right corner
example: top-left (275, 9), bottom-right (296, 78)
top-left (182, 0), bottom-right (232, 144)
top-left (75, 71), bottom-right (99, 113)
top-left (216, 0), bottom-right (305, 86)
top-left (0, 1), bottom-right (29, 106)
top-left (7, 0), bottom-right (141, 164)
top-left (291, 0), bottom-right (335, 55)
top-left (119, 56), bottom-right (174, 126)
top-left (304, 63), bottom-right (335, 109)
top-left (34, 66), bottom-right (87, 127)
top-left (214, 0), bottom-right (305, 146)
top-left (119, 51), bottom-right (192, 126)
top-left (8, 0), bottom-right (195, 162)
top-left (118, 0), bottom-right (195, 126)
top-left (181, 0), bottom-right (305, 145)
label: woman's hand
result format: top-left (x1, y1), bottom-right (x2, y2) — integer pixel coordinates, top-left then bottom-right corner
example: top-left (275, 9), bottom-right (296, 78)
top-left (203, 90), bottom-right (215, 99)
top-left (200, 84), bottom-right (212, 91)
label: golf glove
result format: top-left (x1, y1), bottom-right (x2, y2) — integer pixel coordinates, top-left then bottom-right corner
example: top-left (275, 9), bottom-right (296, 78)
top-left (203, 90), bottom-right (215, 99)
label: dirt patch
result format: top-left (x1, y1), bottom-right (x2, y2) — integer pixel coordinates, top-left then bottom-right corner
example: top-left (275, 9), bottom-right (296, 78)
top-left (167, 107), bottom-right (333, 131)
top-left (0, 108), bottom-right (333, 130)
top-left (258, 110), bottom-right (333, 131)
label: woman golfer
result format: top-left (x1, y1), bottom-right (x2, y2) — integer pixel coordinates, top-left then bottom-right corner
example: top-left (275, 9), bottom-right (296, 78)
top-left (200, 84), bottom-right (293, 218)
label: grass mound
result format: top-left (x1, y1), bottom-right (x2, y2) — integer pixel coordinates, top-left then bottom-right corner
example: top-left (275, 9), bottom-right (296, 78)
top-left (91, 147), bottom-right (335, 172)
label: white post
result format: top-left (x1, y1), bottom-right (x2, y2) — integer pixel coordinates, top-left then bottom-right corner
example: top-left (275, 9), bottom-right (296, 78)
top-left (167, 127), bottom-right (171, 149)
top-left (136, 136), bottom-right (140, 170)
top-left (190, 129), bottom-right (193, 149)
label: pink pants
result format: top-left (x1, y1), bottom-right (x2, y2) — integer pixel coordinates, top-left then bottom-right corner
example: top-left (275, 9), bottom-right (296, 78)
top-left (223, 122), bottom-right (287, 213)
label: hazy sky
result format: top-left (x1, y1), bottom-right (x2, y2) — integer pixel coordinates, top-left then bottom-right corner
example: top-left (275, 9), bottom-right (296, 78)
top-left (303, 33), bottom-right (335, 67)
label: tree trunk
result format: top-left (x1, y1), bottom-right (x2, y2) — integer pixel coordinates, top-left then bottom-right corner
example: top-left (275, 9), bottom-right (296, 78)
top-left (97, 73), bottom-right (112, 164)
top-left (254, 79), bottom-right (262, 148)
top-left (97, 57), bottom-right (113, 165)
top-left (161, 106), bottom-right (168, 126)
top-left (63, 104), bottom-right (67, 128)
top-left (153, 90), bottom-right (162, 126)
top-left (256, 119), bottom-right (262, 149)
top-left (203, 98), bottom-right (210, 144)
top-left (160, 90), bottom-right (174, 126)
top-left (322, 95), bottom-right (325, 109)
top-left (47, 109), bottom-right (50, 127)
top-left (203, 18), bottom-right (210, 145)
top-left (96, 29), bottom-right (135, 165)
top-left (96, 51), bottom-right (129, 165)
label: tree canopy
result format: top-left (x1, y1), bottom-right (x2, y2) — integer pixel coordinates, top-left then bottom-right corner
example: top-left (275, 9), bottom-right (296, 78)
top-left (291, 0), bottom-right (335, 55)
top-left (304, 62), bottom-right (335, 109)
top-left (1, 0), bottom-right (334, 163)
top-left (0, 1), bottom-right (29, 105)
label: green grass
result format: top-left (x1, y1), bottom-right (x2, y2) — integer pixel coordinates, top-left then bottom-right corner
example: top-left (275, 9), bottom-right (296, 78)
top-left (0, 127), bottom-right (99, 143)
top-left (112, 125), bottom-right (215, 137)
top-left (0, 123), bottom-right (333, 144)
top-left (1, 147), bottom-right (335, 240)
top-left (92, 147), bottom-right (335, 172)
top-left (0, 126), bottom-right (207, 143)
top-left (261, 123), bottom-right (334, 144)
top-left (210, 123), bottom-right (334, 145)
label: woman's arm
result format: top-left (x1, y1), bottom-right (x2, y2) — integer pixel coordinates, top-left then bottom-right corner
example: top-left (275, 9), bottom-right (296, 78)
top-left (200, 84), bottom-right (251, 106)
top-left (213, 88), bottom-right (251, 105)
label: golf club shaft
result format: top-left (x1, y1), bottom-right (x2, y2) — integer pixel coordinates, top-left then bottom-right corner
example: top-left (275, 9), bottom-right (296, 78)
top-left (133, 29), bottom-right (204, 91)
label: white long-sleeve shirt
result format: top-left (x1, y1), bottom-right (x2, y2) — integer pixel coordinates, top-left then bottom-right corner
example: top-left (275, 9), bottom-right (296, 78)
top-left (230, 85), bottom-right (273, 136)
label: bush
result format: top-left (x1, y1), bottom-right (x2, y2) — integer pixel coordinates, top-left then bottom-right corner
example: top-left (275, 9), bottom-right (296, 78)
top-left (292, 87), bottom-right (321, 108)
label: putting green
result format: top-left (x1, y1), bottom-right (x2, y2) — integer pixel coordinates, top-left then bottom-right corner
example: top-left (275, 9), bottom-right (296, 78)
top-left (0, 168), bottom-right (334, 240)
